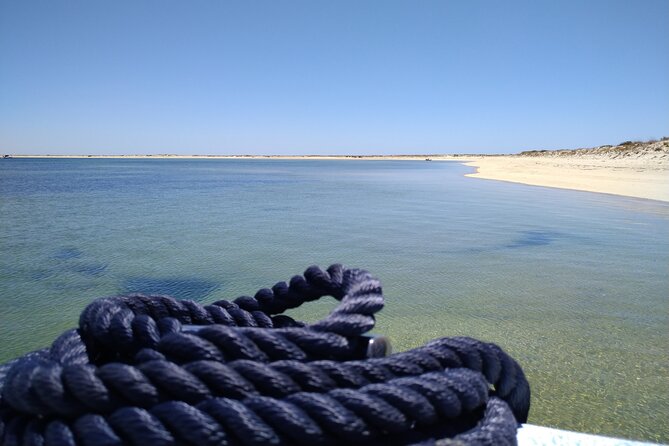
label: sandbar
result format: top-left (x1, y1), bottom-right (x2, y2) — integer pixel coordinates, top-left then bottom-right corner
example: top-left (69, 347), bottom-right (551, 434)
top-left (463, 147), bottom-right (668, 203)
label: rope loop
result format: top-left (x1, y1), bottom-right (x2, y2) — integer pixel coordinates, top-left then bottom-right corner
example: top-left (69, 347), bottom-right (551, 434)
top-left (0, 264), bottom-right (530, 445)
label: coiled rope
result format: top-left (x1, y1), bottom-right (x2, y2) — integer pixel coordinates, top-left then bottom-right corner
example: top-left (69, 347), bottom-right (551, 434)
top-left (0, 264), bottom-right (530, 446)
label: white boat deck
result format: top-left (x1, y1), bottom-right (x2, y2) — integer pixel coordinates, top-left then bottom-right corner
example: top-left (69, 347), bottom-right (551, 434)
top-left (518, 425), bottom-right (660, 446)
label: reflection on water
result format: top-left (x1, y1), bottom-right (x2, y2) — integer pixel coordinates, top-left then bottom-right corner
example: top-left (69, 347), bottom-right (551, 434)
top-left (121, 277), bottom-right (220, 300)
top-left (71, 263), bottom-right (108, 277)
top-left (52, 247), bottom-right (83, 260)
top-left (506, 230), bottom-right (562, 248)
top-left (0, 159), bottom-right (667, 442)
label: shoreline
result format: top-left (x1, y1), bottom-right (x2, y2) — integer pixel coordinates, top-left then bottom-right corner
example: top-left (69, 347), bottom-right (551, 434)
top-left (5, 152), bottom-right (668, 203)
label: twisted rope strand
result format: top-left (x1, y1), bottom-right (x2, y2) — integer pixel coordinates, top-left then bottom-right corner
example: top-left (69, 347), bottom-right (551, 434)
top-left (0, 265), bottom-right (530, 446)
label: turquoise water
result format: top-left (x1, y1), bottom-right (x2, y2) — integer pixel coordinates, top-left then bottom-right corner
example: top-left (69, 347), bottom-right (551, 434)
top-left (1, 159), bottom-right (668, 442)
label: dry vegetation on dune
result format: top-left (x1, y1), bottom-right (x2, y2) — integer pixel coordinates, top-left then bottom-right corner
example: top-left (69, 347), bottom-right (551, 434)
top-left (518, 137), bottom-right (669, 160)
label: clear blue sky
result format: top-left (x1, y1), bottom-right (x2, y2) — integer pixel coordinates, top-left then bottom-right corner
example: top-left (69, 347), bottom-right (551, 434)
top-left (1, 0), bottom-right (668, 155)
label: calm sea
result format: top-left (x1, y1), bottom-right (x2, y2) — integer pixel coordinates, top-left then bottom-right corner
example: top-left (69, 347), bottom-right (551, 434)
top-left (1, 158), bottom-right (667, 442)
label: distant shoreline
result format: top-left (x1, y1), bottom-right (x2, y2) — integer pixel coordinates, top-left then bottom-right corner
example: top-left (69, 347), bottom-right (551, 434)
top-left (4, 154), bottom-right (472, 160)
top-left (4, 140), bottom-right (668, 203)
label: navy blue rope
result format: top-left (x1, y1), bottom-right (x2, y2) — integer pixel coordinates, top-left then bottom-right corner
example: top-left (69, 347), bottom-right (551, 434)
top-left (0, 264), bottom-right (529, 445)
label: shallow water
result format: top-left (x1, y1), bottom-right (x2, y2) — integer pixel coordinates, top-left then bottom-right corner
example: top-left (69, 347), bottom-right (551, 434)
top-left (1, 159), bottom-right (667, 442)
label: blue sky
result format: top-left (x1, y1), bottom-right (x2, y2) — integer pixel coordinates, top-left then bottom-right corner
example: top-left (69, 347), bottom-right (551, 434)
top-left (1, 1), bottom-right (668, 155)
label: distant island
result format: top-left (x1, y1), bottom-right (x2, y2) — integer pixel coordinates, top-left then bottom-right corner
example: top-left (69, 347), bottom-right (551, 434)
top-left (3, 153), bottom-right (471, 160)
top-left (4, 137), bottom-right (667, 160)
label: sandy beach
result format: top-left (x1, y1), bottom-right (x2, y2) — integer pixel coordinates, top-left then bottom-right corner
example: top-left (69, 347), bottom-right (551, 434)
top-left (463, 140), bottom-right (669, 203)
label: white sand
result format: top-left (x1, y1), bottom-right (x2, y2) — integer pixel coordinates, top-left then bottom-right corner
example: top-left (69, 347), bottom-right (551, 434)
top-left (463, 155), bottom-right (669, 202)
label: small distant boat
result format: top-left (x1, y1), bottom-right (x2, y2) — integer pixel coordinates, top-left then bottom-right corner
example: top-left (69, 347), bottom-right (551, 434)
top-left (2, 154), bottom-right (12, 159)
top-left (425, 158), bottom-right (432, 161)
